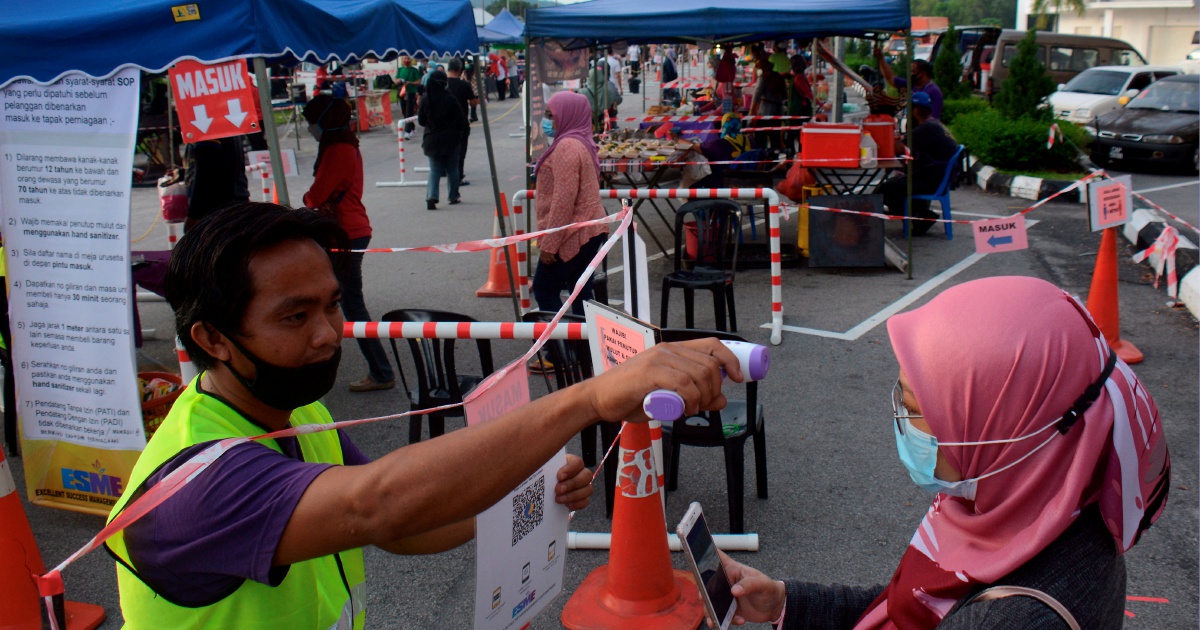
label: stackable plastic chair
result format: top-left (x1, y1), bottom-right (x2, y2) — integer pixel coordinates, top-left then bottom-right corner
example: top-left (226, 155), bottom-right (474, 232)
top-left (659, 328), bottom-right (767, 534)
top-left (523, 311), bottom-right (619, 518)
top-left (905, 144), bottom-right (966, 239)
top-left (381, 309), bottom-right (494, 444)
top-left (660, 200), bottom-right (740, 332)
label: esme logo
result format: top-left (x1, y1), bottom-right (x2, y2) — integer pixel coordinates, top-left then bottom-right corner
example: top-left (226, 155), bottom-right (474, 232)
top-left (61, 459), bottom-right (123, 497)
top-left (511, 590), bottom-right (536, 619)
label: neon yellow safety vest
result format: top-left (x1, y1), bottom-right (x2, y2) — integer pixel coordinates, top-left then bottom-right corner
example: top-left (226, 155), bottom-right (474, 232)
top-left (105, 377), bottom-right (366, 629)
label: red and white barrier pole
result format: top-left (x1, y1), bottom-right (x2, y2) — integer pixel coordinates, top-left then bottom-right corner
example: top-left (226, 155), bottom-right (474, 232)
top-left (376, 117), bottom-right (427, 187)
top-left (512, 187), bottom-right (785, 345)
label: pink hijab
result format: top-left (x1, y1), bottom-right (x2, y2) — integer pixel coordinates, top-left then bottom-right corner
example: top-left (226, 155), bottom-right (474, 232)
top-left (857, 276), bottom-right (1169, 629)
top-left (534, 91), bottom-right (600, 179)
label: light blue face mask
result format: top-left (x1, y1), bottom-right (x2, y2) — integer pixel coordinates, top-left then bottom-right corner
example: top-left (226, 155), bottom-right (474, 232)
top-left (891, 379), bottom-right (1059, 501)
top-left (542, 117), bottom-right (555, 138)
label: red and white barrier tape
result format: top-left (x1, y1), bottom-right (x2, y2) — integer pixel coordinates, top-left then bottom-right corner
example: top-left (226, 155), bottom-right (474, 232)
top-left (347, 211), bottom-right (623, 254)
top-left (620, 114), bottom-right (810, 123)
top-left (45, 205), bottom-right (639, 578)
top-left (1132, 225), bottom-right (1180, 298)
top-left (345, 321), bottom-right (587, 340)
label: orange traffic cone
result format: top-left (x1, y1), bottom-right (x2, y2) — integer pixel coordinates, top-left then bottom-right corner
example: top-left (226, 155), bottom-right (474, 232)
top-left (1087, 227), bottom-right (1144, 364)
top-left (561, 423), bottom-right (705, 629)
top-left (476, 197), bottom-right (519, 298)
top-left (272, 183), bottom-right (279, 204)
top-left (0, 448), bottom-right (105, 629)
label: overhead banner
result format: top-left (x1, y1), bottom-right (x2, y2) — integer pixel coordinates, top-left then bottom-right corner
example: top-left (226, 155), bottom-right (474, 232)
top-left (528, 40), bottom-right (592, 164)
top-left (0, 69), bottom-right (145, 515)
top-left (169, 59), bottom-right (262, 143)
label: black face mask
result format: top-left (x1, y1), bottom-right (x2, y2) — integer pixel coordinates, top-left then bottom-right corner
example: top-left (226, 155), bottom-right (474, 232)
top-left (221, 334), bottom-right (342, 410)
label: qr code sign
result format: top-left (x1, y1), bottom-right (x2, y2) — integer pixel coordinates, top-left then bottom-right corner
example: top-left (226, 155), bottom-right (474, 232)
top-left (512, 476), bottom-right (545, 546)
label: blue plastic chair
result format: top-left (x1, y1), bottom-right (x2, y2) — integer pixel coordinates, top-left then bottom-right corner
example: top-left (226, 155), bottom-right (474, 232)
top-left (905, 144), bottom-right (965, 239)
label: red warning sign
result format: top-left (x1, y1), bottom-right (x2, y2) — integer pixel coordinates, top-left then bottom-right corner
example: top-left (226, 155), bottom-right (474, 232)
top-left (169, 59), bottom-right (262, 143)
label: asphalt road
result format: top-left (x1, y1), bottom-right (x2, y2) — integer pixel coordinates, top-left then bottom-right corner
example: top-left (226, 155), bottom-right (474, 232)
top-left (11, 74), bottom-right (1198, 628)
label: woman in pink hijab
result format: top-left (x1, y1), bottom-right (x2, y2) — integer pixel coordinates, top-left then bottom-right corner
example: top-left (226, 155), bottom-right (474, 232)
top-left (720, 276), bottom-right (1169, 629)
top-left (528, 92), bottom-right (608, 373)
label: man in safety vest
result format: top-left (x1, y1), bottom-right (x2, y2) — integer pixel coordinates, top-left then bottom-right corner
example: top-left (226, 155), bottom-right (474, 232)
top-left (105, 203), bottom-right (740, 628)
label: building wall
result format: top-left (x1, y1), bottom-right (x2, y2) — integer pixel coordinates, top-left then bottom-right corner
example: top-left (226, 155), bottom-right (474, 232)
top-left (1056, 7), bottom-right (1198, 64)
top-left (1016, 2), bottom-right (1198, 65)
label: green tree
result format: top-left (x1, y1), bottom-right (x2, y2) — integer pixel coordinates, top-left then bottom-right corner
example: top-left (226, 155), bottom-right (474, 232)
top-left (993, 30), bottom-right (1055, 120)
top-left (933, 26), bottom-right (971, 99)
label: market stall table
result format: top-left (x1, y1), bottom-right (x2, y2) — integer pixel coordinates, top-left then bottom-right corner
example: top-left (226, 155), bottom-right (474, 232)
top-left (803, 158), bottom-right (905, 196)
top-left (598, 151), bottom-right (689, 255)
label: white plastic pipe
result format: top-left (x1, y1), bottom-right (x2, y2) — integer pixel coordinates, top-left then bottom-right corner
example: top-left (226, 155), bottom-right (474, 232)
top-left (567, 532), bottom-right (759, 552)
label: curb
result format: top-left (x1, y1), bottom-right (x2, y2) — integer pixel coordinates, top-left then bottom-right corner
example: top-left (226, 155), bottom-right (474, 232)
top-left (965, 155), bottom-right (1085, 203)
top-left (965, 155), bottom-right (1198, 318)
top-left (1123, 208), bottom-right (1200, 319)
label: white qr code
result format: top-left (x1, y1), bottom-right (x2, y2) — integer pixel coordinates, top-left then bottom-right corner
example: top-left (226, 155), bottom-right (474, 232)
top-left (511, 476), bottom-right (545, 546)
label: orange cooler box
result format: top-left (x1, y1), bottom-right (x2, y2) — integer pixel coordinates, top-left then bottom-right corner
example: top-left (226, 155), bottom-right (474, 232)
top-left (862, 117), bottom-right (896, 159)
top-left (801, 123), bottom-right (861, 167)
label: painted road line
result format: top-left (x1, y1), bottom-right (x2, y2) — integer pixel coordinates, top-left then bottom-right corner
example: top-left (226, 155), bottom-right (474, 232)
top-left (1135, 180), bottom-right (1199, 195)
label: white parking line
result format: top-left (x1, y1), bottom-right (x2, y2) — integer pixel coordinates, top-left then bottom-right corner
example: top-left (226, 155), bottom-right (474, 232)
top-left (767, 218), bottom-right (1039, 340)
top-left (1135, 181), bottom-right (1199, 194)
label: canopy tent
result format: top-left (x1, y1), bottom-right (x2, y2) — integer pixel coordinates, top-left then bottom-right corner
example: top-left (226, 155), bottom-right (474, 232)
top-left (526, 0), bottom-right (909, 44)
top-left (477, 8), bottom-right (525, 46)
top-left (0, 0), bottom-right (478, 88)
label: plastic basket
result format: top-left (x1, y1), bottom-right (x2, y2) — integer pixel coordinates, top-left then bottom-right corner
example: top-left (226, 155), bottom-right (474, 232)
top-left (139, 371), bottom-right (184, 439)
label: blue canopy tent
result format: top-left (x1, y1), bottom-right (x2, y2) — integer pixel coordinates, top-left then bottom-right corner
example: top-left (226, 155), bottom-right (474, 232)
top-left (525, 0), bottom-right (910, 43)
top-left (0, 0), bottom-right (479, 203)
top-left (477, 8), bottom-right (525, 46)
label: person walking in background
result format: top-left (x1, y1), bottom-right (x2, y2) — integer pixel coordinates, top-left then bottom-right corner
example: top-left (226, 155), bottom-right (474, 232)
top-left (445, 57), bottom-right (479, 188)
top-left (579, 67), bottom-right (622, 133)
top-left (605, 51), bottom-right (624, 97)
top-left (395, 55), bottom-right (422, 139)
top-left (183, 136), bottom-right (250, 232)
top-left (301, 95), bottom-right (394, 392)
top-left (530, 92), bottom-right (608, 360)
top-left (750, 61), bottom-right (788, 150)
top-left (418, 72), bottom-right (467, 210)
top-left (505, 51), bottom-right (521, 99)
top-left (490, 53), bottom-right (508, 102)
top-left (464, 56), bottom-right (479, 122)
top-left (661, 47), bottom-right (680, 105)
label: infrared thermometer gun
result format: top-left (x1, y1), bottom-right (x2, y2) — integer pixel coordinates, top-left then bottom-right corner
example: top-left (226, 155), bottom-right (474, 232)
top-left (642, 341), bottom-right (770, 422)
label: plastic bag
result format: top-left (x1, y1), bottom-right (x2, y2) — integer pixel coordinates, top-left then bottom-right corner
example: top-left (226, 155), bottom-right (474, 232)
top-left (775, 159), bottom-right (816, 203)
top-left (157, 170), bottom-right (188, 222)
top-left (680, 153), bottom-right (712, 188)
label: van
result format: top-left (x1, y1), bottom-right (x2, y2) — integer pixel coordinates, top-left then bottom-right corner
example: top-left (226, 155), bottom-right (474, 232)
top-left (933, 28), bottom-right (1149, 97)
top-left (985, 30), bottom-right (1147, 96)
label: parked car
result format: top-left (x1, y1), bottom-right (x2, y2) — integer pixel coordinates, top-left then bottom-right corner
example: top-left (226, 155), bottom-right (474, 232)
top-left (914, 44), bottom-right (933, 62)
top-left (1088, 74), bottom-right (1200, 172)
top-left (1049, 65), bottom-right (1181, 123)
top-left (1181, 48), bottom-right (1200, 75)
top-left (989, 30), bottom-right (1147, 98)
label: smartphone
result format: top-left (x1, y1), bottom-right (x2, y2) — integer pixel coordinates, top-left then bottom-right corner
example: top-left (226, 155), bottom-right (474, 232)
top-left (677, 502), bottom-right (737, 630)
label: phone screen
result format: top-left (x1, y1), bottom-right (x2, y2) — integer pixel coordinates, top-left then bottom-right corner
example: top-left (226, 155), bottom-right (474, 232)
top-left (685, 511), bottom-right (735, 623)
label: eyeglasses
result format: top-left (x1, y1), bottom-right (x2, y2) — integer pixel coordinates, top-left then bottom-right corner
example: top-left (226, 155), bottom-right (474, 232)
top-left (892, 378), bottom-right (923, 435)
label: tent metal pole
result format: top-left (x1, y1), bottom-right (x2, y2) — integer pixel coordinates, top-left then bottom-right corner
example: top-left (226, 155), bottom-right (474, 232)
top-left (166, 80), bottom-right (177, 168)
top-left (476, 54), bottom-right (523, 320)
top-left (253, 57), bottom-right (289, 206)
top-left (904, 30), bottom-right (913, 281)
top-left (831, 37), bottom-right (845, 123)
top-left (524, 38), bottom-right (534, 284)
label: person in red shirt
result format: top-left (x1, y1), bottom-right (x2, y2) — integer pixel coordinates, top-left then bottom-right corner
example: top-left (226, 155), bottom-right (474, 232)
top-left (301, 95), bottom-right (394, 392)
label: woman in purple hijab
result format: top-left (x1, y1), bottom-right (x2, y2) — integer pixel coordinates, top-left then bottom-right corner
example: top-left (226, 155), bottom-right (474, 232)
top-left (528, 91), bottom-right (608, 372)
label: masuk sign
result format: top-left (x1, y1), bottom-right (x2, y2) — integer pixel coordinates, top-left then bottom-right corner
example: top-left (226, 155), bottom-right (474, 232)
top-left (168, 59), bottom-right (261, 142)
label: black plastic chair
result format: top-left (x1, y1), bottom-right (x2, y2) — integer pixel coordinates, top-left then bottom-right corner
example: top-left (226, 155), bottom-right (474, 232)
top-left (660, 200), bottom-right (740, 332)
top-left (523, 311), bottom-right (619, 518)
top-left (659, 328), bottom-right (767, 534)
top-left (381, 309), bottom-right (494, 444)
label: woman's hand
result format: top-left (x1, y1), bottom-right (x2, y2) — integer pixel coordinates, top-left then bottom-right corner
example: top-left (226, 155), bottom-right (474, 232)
top-left (554, 454), bottom-right (593, 511)
top-left (719, 550), bottom-right (786, 625)
top-left (539, 250), bottom-right (557, 264)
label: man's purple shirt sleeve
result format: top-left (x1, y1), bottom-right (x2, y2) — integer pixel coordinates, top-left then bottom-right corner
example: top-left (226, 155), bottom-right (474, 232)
top-left (120, 429), bottom-right (370, 607)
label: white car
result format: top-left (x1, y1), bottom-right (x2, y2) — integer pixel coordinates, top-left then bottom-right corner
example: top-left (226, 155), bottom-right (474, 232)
top-left (1181, 48), bottom-right (1200, 75)
top-left (1049, 65), bottom-right (1182, 123)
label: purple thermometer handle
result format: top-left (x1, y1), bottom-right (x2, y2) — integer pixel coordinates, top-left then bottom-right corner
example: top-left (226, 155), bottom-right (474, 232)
top-left (641, 342), bottom-right (769, 422)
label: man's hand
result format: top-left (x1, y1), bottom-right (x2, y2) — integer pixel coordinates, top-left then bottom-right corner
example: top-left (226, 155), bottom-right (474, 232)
top-left (583, 338), bottom-right (741, 424)
top-left (554, 454), bottom-right (593, 510)
top-left (719, 550), bottom-right (786, 625)
top-left (539, 250), bottom-right (557, 264)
